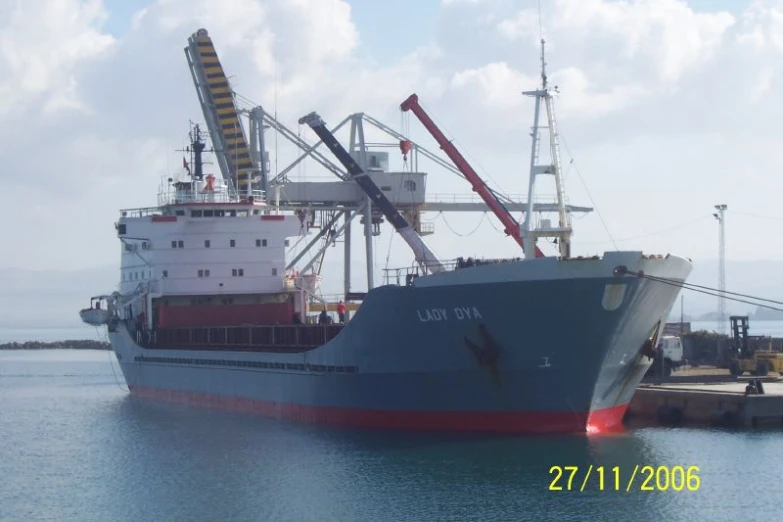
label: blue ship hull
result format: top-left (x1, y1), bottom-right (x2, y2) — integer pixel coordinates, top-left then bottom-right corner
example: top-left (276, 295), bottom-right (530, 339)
top-left (109, 252), bottom-right (691, 434)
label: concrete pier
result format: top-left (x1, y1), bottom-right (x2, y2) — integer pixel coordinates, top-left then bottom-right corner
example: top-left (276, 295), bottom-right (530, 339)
top-left (627, 378), bottom-right (783, 428)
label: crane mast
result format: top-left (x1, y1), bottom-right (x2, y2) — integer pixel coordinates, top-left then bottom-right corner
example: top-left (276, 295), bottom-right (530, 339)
top-left (400, 94), bottom-right (544, 258)
top-left (184, 28), bottom-right (260, 200)
top-left (521, 40), bottom-right (572, 259)
top-left (298, 112), bottom-right (447, 275)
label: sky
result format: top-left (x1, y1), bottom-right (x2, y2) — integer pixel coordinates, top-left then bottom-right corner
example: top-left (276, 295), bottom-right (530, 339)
top-left (3, 0), bottom-right (783, 328)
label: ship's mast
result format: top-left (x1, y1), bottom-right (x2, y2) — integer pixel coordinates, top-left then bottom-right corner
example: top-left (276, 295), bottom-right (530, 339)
top-left (190, 124), bottom-right (206, 180)
top-left (521, 39), bottom-right (572, 259)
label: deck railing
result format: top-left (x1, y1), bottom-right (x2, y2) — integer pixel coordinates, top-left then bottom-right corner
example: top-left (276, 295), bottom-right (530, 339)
top-left (137, 323), bottom-right (345, 352)
top-left (381, 256), bottom-right (524, 286)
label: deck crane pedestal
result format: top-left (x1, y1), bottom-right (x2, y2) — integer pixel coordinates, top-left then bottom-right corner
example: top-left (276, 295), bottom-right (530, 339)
top-left (400, 94), bottom-right (544, 259)
top-left (298, 112), bottom-right (446, 276)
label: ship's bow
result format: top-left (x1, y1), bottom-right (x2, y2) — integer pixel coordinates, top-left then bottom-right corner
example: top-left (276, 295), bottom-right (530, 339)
top-left (586, 254), bottom-right (692, 432)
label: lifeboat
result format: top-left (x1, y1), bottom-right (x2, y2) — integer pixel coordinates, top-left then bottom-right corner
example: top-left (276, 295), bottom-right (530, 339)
top-left (78, 296), bottom-right (116, 326)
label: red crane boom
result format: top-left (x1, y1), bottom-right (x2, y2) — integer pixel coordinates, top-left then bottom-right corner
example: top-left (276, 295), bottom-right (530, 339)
top-left (400, 94), bottom-right (544, 258)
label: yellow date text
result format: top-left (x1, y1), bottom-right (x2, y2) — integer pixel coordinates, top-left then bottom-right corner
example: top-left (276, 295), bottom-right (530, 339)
top-left (548, 465), bottom-right (700, 492)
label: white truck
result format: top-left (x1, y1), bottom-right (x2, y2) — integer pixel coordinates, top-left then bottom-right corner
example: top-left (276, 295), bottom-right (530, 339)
top-left (646, 335), bottom-right (686, 377)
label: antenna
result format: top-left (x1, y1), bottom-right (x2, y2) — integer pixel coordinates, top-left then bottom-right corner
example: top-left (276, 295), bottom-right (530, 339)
top-left (274, 63), bottom-right (279, 180)
top-left (713, 204), bottom-right (727, 334)
top-left (537, 0), bottom-right (544, 42)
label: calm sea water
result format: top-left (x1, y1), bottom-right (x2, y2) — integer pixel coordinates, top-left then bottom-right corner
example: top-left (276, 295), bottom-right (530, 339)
top-left (1, 350), bottom-right (781, 521)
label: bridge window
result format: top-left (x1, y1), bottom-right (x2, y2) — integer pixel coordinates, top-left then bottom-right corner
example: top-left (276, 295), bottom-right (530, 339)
top-left (231, 268), bottom-right (244, 277)
top-left (178, 240), bottom-right (184, 248)
top-left (272, 268), bottom-right (277, 276)
top-left (256, 239), bottom-right (261, 247)
top-left (203, 210), bottom-right (214, 217)
top-left (205, 269), bottom-right (210, 277)
top-left (285, 239), bottom-right (290, 247)
top-left (124, 244), bottom-right (132, 252)
top-left (205, 240), bottom-right (211, 248)
top-left (162, 270), bottom-right (168, 278)
top-left (262, 239), bottom-right (267, 247)
top-left (198, 269), bottom-right (204, 278)
top-left (141, 241), bottom-right (149, 250)
top-left (191, 210), bottom-right (202, 217)
top-left (230, 239), bottom-right (236, 247)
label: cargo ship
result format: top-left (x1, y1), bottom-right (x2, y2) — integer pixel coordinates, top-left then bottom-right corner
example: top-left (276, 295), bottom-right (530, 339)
top-left (80, 30), bottom-right (692, 434)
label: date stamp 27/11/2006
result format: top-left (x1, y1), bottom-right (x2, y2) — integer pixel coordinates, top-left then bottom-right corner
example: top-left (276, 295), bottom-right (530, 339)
top-left (548, 465), bottom-right (701, 492)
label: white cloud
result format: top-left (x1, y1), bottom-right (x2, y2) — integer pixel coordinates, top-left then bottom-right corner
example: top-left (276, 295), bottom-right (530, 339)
top-left (0, 0), bottom-right (115, 117)
top-left (5, 0), bottom-right (783, 295)
top-left (451, 62), bottom-right (536, 110)
top-left (736, 0), bottom-right (783, 55)
top-left (751, 65), bottom-right (775, 100)
top-left (448, 61), bottom-right (651, 121)
top-left (499, 0), bottom-right (735, 83)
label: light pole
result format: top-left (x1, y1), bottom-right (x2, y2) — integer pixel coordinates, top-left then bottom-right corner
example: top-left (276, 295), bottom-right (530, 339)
top-left (712, 204), bottom-right (727, 334)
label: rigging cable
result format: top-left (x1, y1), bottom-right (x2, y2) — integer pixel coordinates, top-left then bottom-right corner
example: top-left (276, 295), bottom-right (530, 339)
top-left (384, 164), bottom-right (409, 272)
top-left (100, 326), bottom-right (128, 392)
top-left (439, 211), bottom-right (488, 237)
top-left (417, 98), bottom-right (508, 197)
top-left (559, 134), bottom-right (618, 251)
top-left (732, 210), bottom-right (783, 223)
top-left (579, 215), bottom-right (713, 245)
top-left (616, 267), bottom-right (783, 313)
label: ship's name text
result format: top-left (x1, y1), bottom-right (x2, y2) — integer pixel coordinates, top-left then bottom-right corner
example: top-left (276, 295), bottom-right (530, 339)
top-left (416, 307), bottom-right (483, 322)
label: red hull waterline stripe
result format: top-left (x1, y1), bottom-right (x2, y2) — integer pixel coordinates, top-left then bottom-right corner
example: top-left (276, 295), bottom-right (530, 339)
top-left (151, 215), bottom-right (177, 222)
top-left (129, 386), bottom-right (628, 435)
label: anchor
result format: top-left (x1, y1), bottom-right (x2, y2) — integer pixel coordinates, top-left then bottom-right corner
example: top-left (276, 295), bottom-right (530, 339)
top-left (464, 323), bottom-right (501, 366)
top-left (464, 323), bottom-right (509, 407)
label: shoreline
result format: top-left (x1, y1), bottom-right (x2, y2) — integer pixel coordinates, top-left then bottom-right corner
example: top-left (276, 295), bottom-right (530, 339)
top-left (0, 340), bottom-right (111, 351)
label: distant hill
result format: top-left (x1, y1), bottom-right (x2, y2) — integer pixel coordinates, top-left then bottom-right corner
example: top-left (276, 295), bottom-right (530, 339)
top-left (750, 307), bottom-right (783, 321)
top-left (0, 266), bottom-right (117, 329)
top-left (667, 259), bottom-right (783, 318)
top-left (0, 340), bottom-right (110, 350)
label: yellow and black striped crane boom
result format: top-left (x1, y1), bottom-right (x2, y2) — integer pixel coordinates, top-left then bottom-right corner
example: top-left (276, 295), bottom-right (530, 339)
top-left (184, 28), bottom-right (255, 198)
